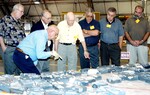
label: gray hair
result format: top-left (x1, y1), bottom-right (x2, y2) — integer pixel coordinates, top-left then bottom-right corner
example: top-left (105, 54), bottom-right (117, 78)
top-left (41, 9), bottom-right (51, 17)
top-left (12, 3), bottom-right (24, 12)
top-left (85, 7), bottom-right (94, 14)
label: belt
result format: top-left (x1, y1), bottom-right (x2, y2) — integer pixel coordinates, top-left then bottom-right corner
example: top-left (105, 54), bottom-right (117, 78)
top-left (60, 43), bottom-right (72, 45)
top-left (16, 48), bottom-right (25, 54)
top-left (5, 44), bottom-right (16, 47)
top-left (101, 41), bottom-right (118, 45)
top-left (86, 43), bottom-right (97, 47)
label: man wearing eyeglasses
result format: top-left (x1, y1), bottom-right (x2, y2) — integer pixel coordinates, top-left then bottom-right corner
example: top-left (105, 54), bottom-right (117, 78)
top-left (124, 5), bottom-right (150, 67)
top-left (99, 7), bottom-right (124, 66)
top-left (79, 8), bottom-right (100, 69)
top-left (0, 3), bottom-right (26, 75)
top-left (31, 10), bottom-right (54, 73)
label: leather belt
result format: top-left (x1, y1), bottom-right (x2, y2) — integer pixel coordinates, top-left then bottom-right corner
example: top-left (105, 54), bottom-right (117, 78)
top-left (86, 43), bottom-right (97, 47)
top-left (101, 41), bottom-right (118, 45)
top-left (60, 43), bottom-right (72, 45)
top-left (5, 44), bottom-right (16, 47)
top-left (16, 48), bottom-right (25, 54)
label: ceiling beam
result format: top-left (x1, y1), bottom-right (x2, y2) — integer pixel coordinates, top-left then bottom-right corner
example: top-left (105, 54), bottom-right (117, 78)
top-left (42, 0), bottom-right (48, 9)
top-left (0, 6), bottom-right (6, 15)
top-left (87, 0), bottom-right (94, 11)
top-left (2, 0), bottom-right (11, 15)
top-left (0, 0), bottom-right (143, 6)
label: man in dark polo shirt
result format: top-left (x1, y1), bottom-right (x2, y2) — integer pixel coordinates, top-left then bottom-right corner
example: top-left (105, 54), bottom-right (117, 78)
top-left (124, 5), bottom-right (150, 67)
top-left (99, 7), bottom-right (124, 66)
top-left (79, 8), bottom-right (100, 69)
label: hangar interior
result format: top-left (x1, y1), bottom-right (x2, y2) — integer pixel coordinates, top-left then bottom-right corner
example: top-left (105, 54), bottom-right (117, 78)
top-left (0, 1), bottom-right (150, 95)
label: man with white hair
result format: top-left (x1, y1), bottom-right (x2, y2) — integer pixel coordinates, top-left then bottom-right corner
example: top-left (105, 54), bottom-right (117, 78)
top-left (55, 12), bottom-right (90, 71)
top-left (0, 3), bottom-right (26, 75)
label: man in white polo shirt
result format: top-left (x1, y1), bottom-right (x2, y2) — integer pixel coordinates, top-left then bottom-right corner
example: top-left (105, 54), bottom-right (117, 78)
top-left (55, 12), bottom-right (90, 71)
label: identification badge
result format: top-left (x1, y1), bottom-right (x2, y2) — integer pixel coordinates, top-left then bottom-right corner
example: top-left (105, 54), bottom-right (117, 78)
top-left (106, 24), bottom-right (111, 28)
top-left (135, 19), bottom-right (140, 23)
top-left (74, 35), bottom-right (78, 41)
top-left (90, 25), bottom-right (95, 29)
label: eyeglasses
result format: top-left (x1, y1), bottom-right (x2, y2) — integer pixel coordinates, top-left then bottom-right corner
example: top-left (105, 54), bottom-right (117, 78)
top-left (86, 15), bottom-right (93, 18)
top-left (17, 9), bottom-right (24, 14)
top-left (43, 15), bottom-right (51, 20)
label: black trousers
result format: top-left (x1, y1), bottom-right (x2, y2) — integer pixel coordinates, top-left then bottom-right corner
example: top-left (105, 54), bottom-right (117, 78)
top-left (100, 41), bottom-right (121, 66)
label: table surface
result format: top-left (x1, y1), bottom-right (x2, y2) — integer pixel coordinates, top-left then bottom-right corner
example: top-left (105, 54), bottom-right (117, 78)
top-left (0, 73), bottom-right (150, 95)
top-left (102, 73), bottom-right (150, 95)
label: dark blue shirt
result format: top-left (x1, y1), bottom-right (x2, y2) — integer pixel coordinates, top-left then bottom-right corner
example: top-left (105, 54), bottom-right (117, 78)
top-left (99, 18), bottom-right (124, 44)
top-left (30, 20), bottom-right (54, 33)
top-left (79, 18), bottom-right (100, 45)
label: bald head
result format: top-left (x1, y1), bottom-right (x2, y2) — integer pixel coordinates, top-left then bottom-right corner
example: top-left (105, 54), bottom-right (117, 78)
top-left (47, 25), bottom-right (59, 40)
top-left (66, 12), bottom-right (75, 26)
top-left (66, 12), bottom-right (75, 20)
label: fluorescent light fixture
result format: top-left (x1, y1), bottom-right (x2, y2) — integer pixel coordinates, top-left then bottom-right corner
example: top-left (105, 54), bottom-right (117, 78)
top-left (34, 0), bottom-right (40, 4)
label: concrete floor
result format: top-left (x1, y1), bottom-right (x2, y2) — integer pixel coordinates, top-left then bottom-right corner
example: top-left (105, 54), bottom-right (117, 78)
top-left (0, 45), bottom-right (149, 74)
top-left (0, 60), bottom-right (4, 75)
top-left (0, 54), bottom-right (129, 74)
top-left (0, 57), bottom-right (129, 74)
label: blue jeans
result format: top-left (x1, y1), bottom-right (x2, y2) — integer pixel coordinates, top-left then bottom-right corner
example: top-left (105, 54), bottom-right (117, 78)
top-left (79, 44), bottom-right (99, 69)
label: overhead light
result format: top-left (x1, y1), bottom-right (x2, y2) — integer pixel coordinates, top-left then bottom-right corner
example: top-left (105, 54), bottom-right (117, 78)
top-left (34, 0), bottom-right (40, 4)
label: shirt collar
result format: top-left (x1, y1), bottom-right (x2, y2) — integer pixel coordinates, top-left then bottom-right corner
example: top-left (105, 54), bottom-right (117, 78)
top-left (106, 17), bottom-right (115, 24)
top-left (41, 20), bottom-right (48, 29)
top-left (132, 15), bottom-right (144, 20)
top-left (64, 20), bottom-right (75, 28)
top-left (83, 18), bottom-right (94, 24)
